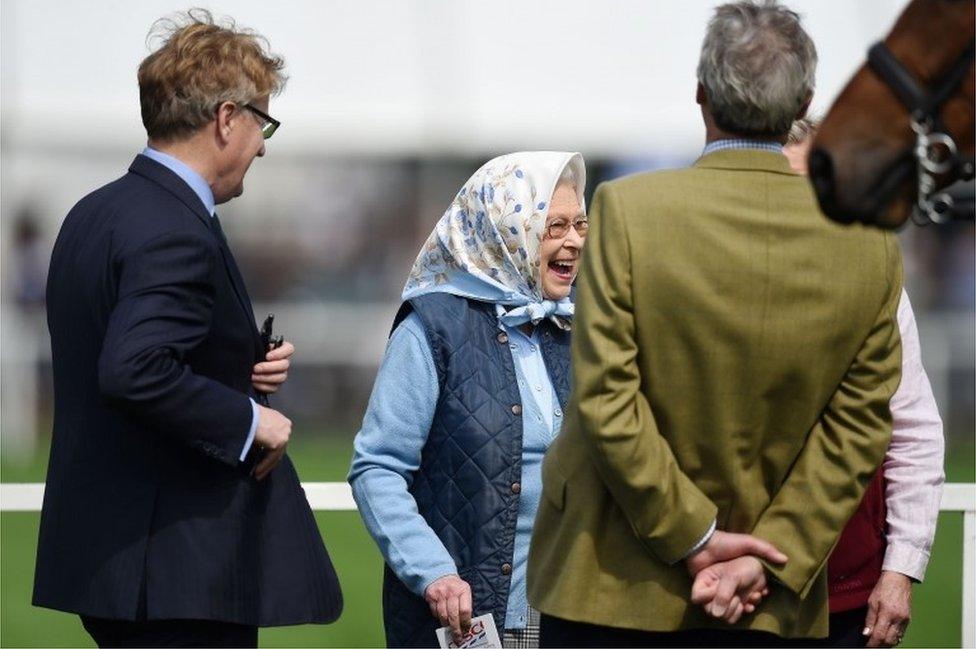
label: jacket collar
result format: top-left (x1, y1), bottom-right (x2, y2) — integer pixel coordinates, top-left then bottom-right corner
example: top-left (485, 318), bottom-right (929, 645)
top-left (693, 148), bottom-right (798, 177)
top-left (128, 154), bottom-right (213, 227)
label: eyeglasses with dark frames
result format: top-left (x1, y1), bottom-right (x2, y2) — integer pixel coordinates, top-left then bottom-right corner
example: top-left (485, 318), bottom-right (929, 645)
top-left (243, 104), bottom-right (281, 140)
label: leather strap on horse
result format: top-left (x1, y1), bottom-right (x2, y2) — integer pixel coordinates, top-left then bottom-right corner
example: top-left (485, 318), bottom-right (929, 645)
top-left (866, 38), bottom-right (975, 223)
top-left (868, 38), bottom-right (975, 126)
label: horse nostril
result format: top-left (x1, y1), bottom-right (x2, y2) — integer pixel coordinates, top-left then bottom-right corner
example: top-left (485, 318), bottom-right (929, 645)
top-left (808, 148), bottom-right (834, 196)
top-left (807, 148), bottom-right (855, 223)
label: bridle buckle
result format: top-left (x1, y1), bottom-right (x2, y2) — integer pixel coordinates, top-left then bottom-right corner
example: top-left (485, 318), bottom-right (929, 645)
top-left (868, 39), bottom-right (975, 225)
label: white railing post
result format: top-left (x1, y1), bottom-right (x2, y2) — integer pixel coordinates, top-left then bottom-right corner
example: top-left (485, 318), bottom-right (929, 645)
top-left (964, 508), bottom-right (975, 649)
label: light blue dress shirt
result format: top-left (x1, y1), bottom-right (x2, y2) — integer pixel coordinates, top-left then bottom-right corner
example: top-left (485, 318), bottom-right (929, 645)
top-left (348, 308), bottom-right (563, 630)
top-left (140, 146), bottom-right (258, 462)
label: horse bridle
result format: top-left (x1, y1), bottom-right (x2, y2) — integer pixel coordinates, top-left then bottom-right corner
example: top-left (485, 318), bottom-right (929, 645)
top-left (867, 37), bottom-right (975, 224)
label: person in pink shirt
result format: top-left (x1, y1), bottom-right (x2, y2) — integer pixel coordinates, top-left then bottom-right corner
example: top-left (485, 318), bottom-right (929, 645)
top-left (785, 118), bottom-right (945, 648)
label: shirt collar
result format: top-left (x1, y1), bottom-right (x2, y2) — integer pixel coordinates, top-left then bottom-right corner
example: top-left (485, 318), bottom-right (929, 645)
top-left (140, 146), bottom-right (216, 216)
top-left (702, 138), bottom-right (784, 157)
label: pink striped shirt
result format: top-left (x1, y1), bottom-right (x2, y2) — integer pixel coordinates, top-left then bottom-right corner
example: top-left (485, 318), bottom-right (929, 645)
top-left (885, 290), bottom-right (945, 581)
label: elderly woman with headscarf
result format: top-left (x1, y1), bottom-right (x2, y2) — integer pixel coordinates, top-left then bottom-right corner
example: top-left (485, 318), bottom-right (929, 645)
top-left (349, 151), bottom-right (587, 648)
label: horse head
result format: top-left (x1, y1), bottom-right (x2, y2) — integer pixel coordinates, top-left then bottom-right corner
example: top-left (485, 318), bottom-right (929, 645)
top-left (809, 0), bottom-right (974, 229)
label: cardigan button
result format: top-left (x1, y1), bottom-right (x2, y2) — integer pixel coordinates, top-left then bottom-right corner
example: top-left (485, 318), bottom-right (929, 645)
top-left (501, 563), bottom-right (512, 575)
top-left (511, 404), bottom-right (522, 416)
top-left (511, 482), bottom-right (521, 494)
top-left (497, 332), bottom-right (509, 344)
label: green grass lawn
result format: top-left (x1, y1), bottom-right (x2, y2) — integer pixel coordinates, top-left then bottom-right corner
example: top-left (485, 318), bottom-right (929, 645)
top-left (1, 435), bottom-right (973, 647)
top-left (1, 433), bottom-right (385, 648)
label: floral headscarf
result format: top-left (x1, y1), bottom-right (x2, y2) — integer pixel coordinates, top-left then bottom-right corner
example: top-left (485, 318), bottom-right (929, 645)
top-left (402, 151), bottom-right (586, 330)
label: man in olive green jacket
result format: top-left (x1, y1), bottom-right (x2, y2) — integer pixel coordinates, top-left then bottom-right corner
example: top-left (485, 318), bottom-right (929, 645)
top-left (528, 2), bottom-right (903, 645)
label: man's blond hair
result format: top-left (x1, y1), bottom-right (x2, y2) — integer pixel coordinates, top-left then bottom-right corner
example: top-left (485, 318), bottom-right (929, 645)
top-left (138, 9), bottom-right (286, 141)
top-left (787, 116), bottom-right (820, 146)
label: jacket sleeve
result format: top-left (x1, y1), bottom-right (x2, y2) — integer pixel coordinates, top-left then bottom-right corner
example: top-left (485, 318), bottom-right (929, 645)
top-left (348, 313), bottom-right (458, 596)
top-left (567, 181), bottom-right (718, 564)
top-left (97, 228), bottom-right (254, 466)
top-left (751, 232), bottom-right (904, 597)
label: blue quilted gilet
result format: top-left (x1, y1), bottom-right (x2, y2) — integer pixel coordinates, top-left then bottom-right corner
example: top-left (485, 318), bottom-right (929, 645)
top-left (381, 293), bottom-right (571, 647)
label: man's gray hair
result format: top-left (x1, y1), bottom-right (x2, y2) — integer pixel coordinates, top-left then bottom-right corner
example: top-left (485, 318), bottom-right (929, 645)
top-left (697, 0), bottom-right (817, 137)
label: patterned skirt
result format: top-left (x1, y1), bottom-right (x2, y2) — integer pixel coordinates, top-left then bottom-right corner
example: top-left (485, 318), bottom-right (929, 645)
top-left (503, 607), bottom-right (541, 649)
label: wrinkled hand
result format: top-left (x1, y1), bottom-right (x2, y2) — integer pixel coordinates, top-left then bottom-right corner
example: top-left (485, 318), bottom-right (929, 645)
top-left (685, 530), bottom-right (788, 577)
top-left (252, 341), bottom-right (295, 395)
top-left (425, 575), bottom-right (472, 644)
top-left (252, 404), bottom-right (291, 480)
top-left (691, 556), bottom-right (769, 624)
top-left (864, 571), bottom-right (912, 647)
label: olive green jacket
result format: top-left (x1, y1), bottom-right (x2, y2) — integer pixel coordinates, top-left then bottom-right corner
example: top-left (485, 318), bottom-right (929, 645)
top-left (526, 149), bottom-right (903, 638)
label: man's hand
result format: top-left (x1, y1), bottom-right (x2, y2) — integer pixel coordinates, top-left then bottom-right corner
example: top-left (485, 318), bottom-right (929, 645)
top-left (252, 341), bottom-right (295, 395)
top-left (685, 530), bottom-right (788, 576)
top-left (425, 575), bottom-right (473, 644)
top-left (252, 404), bottom-right (291, 480)
top-left (864, 571), bottom-right (913, 647)
top-left (691, 556), bottom-right (769, 624)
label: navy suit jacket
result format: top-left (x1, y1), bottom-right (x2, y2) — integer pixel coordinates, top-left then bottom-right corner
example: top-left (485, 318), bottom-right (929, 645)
top-left (33, 155), bottom-right (343, 626)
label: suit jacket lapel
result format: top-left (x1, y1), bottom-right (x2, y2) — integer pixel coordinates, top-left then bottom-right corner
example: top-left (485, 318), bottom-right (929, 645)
top-left (222, 243), bottom-right (261, 341)
top-left (129, 156), bottom-right (262, 353)
top-left (211, 218), bottom-right (262, 350)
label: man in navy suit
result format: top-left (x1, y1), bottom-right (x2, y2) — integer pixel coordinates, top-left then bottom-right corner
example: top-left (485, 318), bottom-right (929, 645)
top-left (33, 11), bottom-right (342, 647)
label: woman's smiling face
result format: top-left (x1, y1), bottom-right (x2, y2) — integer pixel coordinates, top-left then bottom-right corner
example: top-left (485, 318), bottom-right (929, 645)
top-left (539, 182), bottom-right (586, 300)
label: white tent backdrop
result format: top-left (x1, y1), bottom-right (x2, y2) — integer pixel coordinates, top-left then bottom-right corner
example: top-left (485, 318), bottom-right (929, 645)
top-left (2, 0), bottom-right (907, 156)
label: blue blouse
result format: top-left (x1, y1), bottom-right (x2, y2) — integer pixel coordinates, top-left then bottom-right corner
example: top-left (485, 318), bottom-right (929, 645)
top-left (348, 308), bottom-right (563, 629)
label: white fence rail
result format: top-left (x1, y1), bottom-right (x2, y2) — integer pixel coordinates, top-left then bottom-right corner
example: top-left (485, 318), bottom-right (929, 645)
top-left (1, 482), bottom-right (973, 645)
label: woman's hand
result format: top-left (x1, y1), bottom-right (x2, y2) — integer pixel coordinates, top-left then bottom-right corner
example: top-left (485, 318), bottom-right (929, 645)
top-left (864, 571), bottom-right (913, 647)
top-left (424, 574), bottom-right (473, 643)
top-left (252, 341), bottom-right (295, 394)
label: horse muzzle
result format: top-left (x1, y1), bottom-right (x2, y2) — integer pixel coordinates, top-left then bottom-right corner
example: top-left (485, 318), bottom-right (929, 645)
top-left (808, 146), bottom-right (915, 229)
